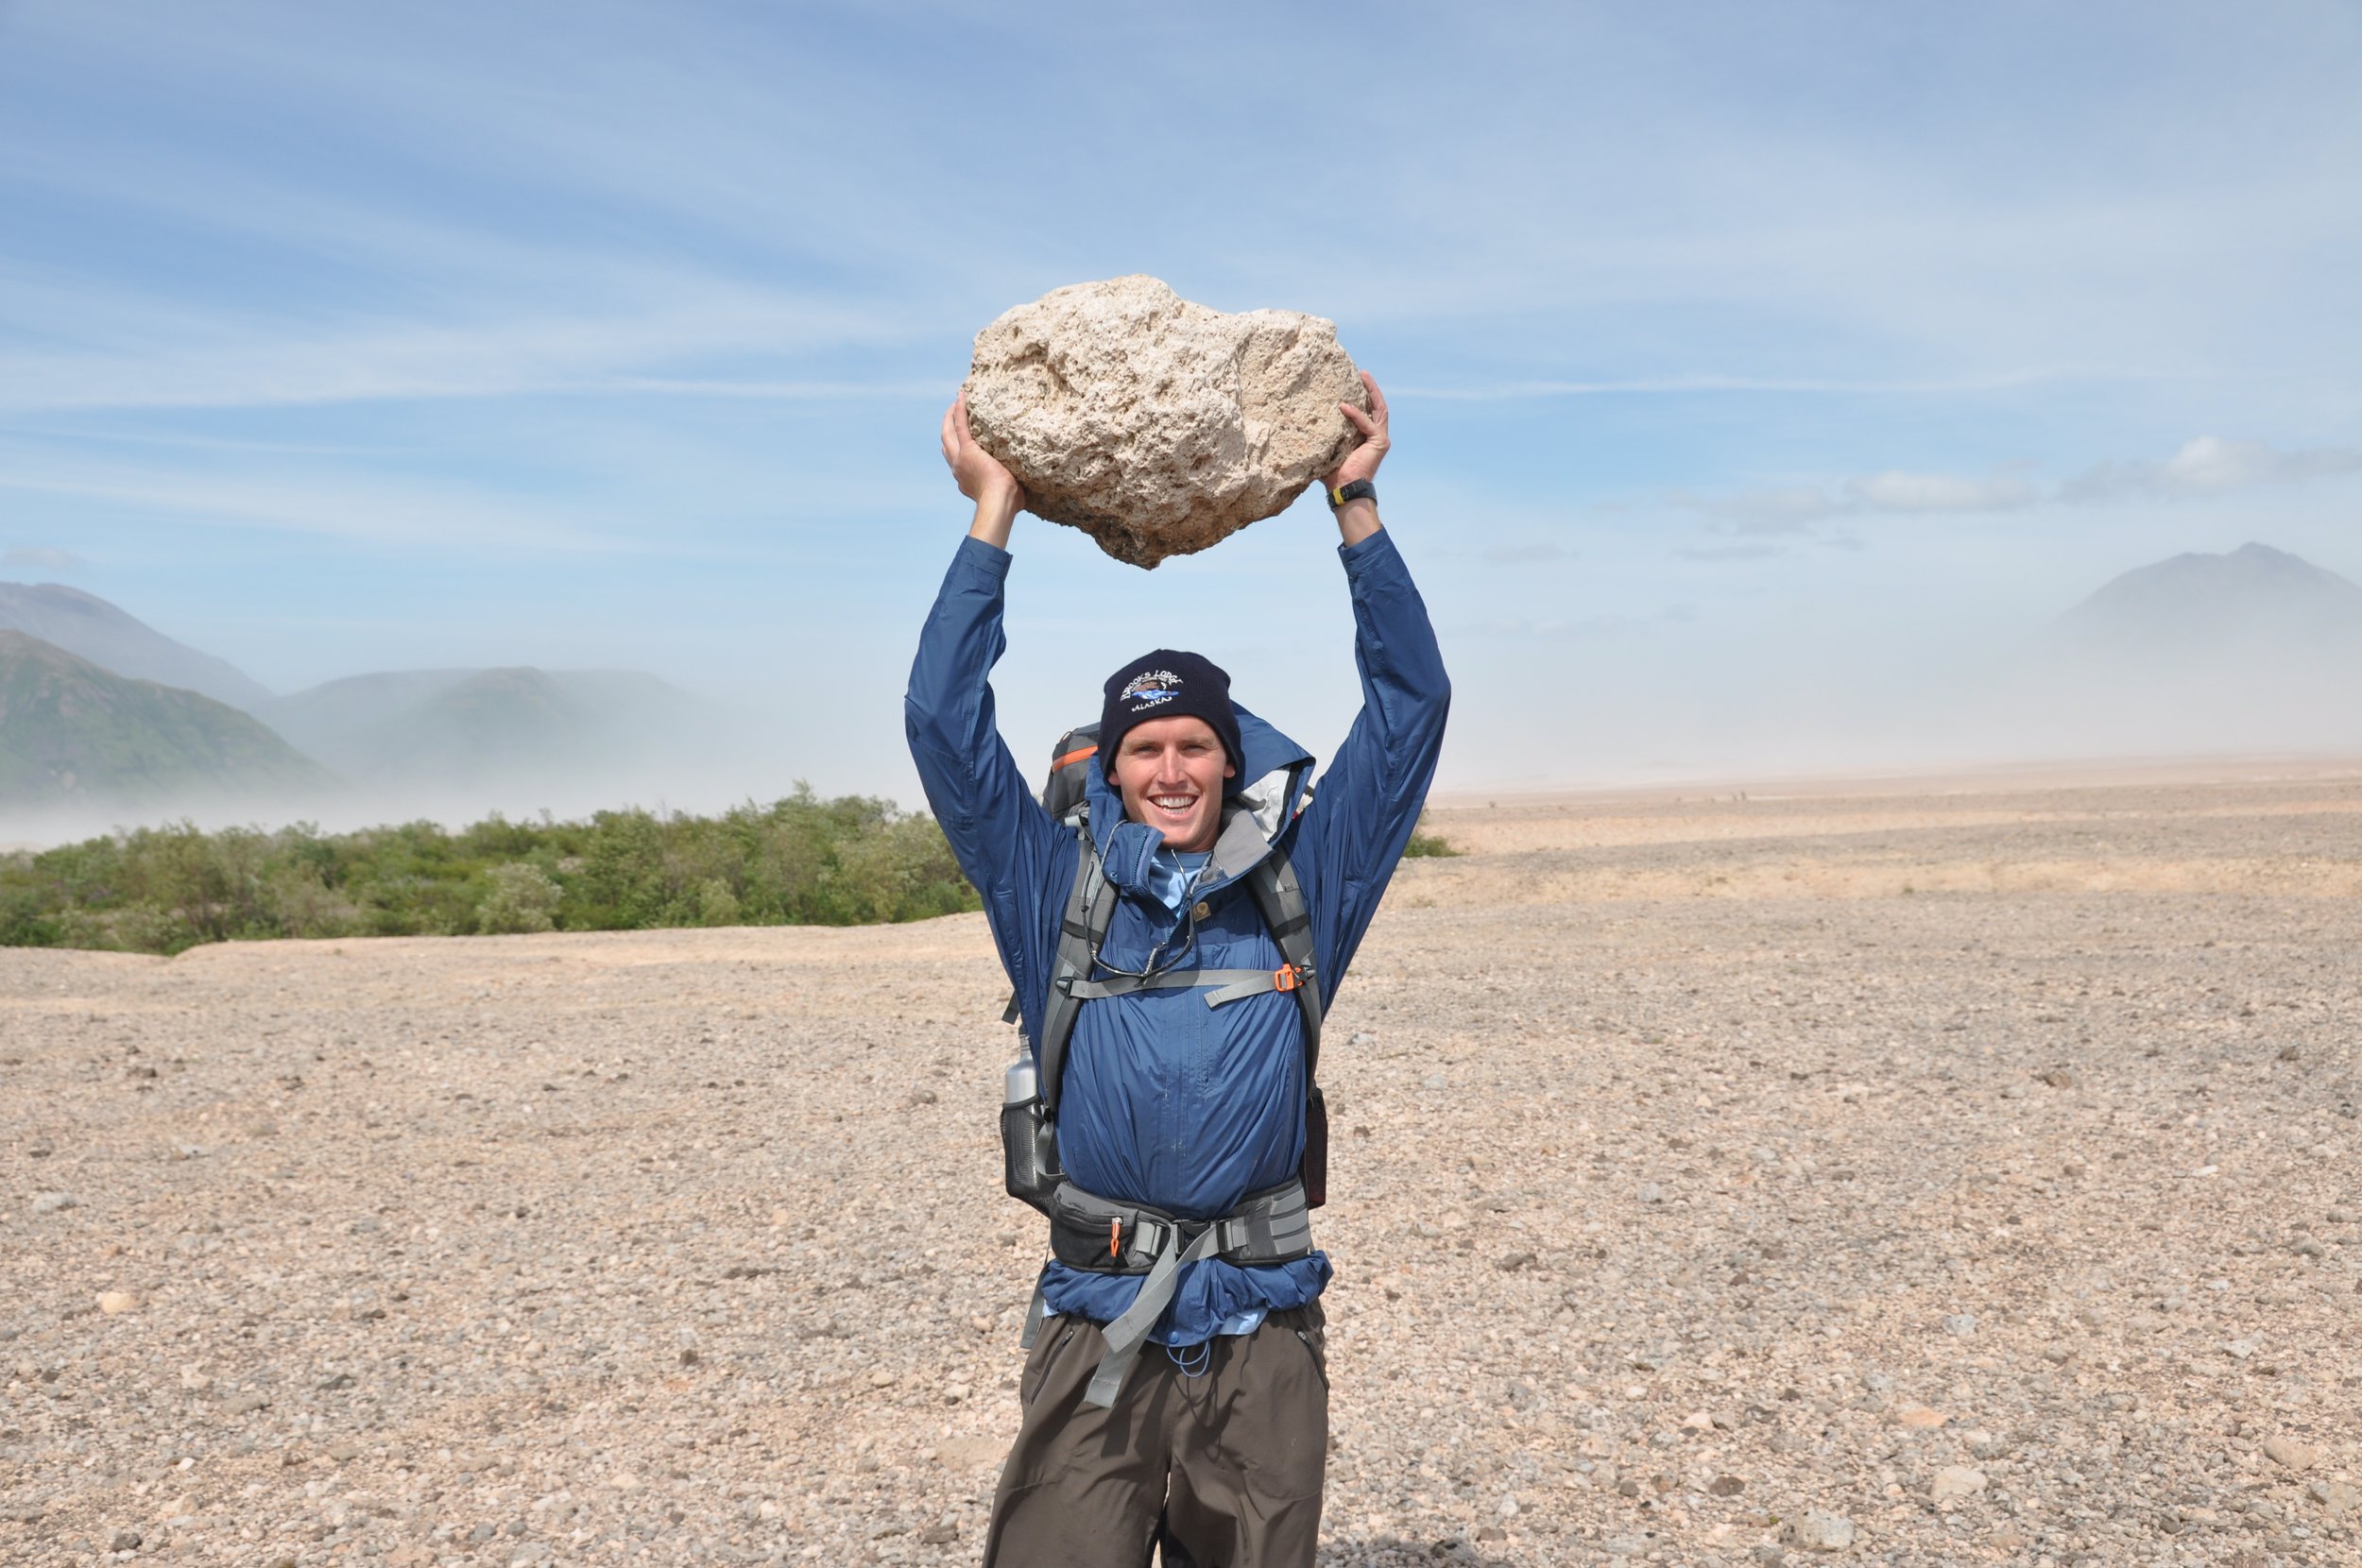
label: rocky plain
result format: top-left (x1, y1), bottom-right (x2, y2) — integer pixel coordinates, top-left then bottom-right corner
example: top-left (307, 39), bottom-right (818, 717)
top-left (4, 763), bottom-right (2359, 1567)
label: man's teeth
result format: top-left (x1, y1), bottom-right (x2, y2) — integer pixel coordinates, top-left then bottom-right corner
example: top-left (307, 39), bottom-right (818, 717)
top-left (1152, 796), bottom-right (1195, 810)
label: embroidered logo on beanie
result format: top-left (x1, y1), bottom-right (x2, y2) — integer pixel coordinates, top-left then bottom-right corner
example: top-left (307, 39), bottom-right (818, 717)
top-left (1118, 670), bottom-right (1182, 711)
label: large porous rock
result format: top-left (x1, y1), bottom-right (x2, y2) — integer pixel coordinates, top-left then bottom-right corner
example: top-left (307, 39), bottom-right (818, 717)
top-left (962, 276), bottom-right (1365, 568)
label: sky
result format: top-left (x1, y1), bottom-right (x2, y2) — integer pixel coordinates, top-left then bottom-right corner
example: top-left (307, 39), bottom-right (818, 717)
top-left (5, 0), bottom-right (2360, 810)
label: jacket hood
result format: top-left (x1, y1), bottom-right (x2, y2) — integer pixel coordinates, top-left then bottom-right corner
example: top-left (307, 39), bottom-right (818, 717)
top-left (1084, 701), bottom-right (1313, 891)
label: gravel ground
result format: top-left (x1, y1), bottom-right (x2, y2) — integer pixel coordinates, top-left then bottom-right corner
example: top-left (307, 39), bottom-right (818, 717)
top-left (4, 773), bottom-right (2358, 1567)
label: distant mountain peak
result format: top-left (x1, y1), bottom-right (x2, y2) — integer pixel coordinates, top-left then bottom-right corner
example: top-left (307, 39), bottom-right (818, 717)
top-left (2054, 541), bottom-right (2362, 662)
top-left (0, 581), bottom-right (274, 711)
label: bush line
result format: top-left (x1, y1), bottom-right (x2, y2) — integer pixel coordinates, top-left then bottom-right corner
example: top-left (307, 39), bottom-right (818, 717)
top-left (0, 787), bottom-right (980, 956)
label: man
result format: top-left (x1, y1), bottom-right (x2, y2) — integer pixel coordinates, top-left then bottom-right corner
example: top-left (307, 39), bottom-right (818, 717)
top-left (905, 372), bottom-right (1447, 1566)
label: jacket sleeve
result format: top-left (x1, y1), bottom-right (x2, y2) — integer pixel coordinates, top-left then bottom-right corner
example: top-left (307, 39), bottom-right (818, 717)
top-left (903, 537), bottom-right (1068, 1034)
top-left (1294, 528), bottom-right (1451, 1009)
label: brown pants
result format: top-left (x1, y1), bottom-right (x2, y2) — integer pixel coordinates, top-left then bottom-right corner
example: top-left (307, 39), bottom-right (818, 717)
top-left (983, 1303), bottom-right (1328, 1568)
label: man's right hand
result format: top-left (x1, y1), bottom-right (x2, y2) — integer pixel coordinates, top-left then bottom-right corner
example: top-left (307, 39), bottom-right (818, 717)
top-left (942, 391), bottom-right (1025, 548)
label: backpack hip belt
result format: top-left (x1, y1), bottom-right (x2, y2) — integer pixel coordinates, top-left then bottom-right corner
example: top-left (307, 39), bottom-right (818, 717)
top-left (1047, 1176), bottom-right (1314, 1275)
top-left (1027, 1176), bottom-right (1313, 1408)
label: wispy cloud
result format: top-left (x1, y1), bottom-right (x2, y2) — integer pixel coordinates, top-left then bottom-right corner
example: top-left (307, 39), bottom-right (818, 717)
top-left (1481, 539), bottom-right (1579, 566)
top-left (1396, 370), bottom-right (2114, 401)
top-left (0, 292), bottom-right (923, 415)
top-left (1677, 469), bottom-right (2038, 533)
top-left (3, 545), bottom-right (88, 571)
top-left (2062, 435), bottom-right (2362, 503)
top-left (1451, 603), bottom-right (1698, 640)
top-left (0, 462), bottom-right (629, 554)
top-left (1847, 471), bottom-right (2039, 514)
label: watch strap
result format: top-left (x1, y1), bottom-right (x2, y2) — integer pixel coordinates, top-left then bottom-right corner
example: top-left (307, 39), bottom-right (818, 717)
top-left (1326, 479), bottom-right (1377, 511)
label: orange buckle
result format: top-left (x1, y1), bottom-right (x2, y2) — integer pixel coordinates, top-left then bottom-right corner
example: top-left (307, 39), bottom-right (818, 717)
top-left (1109, 1218), bottom-right (1122, 1258)
top-left (1274, 964), bottom-right (1300, 993)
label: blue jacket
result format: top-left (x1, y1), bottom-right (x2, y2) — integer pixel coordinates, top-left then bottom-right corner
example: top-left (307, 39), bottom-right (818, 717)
top-left (904, 528), bottom-right (1449, 1346)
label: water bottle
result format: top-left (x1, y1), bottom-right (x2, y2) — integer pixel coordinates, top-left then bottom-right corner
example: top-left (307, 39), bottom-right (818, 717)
top-left (1000, 1049), bottom-right (1060, 1214)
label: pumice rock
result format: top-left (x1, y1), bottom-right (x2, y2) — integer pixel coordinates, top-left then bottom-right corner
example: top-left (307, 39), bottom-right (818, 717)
top-left (962, 276), bottom-right (1366, 568)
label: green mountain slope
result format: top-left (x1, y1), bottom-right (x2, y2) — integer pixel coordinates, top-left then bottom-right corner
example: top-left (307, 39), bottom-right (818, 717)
top-left (0, 631), bottom-right (335, 809)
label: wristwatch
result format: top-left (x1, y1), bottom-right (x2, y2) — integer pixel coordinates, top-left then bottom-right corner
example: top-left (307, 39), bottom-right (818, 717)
top-left (1326, 479), bottom-right (1377, 511)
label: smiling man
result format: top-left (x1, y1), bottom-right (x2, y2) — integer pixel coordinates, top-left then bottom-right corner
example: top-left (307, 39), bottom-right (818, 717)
top-left (905, 374), bottom-right (1448, 1567)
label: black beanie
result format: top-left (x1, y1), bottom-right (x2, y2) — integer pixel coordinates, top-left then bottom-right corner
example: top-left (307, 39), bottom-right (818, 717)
top-left (1096, 649), bottom-right (1245, 792)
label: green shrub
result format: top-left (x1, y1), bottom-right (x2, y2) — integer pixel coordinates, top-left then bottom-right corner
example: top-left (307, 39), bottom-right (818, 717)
top-left (1401, 814), bottom-right (1461, 858)
top-left (0, 787), bottom-right (984, 956)
top-left (478, 862), bottom-right (562, 934)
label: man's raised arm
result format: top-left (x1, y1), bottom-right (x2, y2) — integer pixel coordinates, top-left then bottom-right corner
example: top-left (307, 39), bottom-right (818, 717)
top-left (903, 395), bottom-right (1064, 1018)
top-left (1293, 372), bottom-right (1451, 1003)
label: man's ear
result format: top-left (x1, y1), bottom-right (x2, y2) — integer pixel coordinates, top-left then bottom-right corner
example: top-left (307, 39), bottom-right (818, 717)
top-left (1224, 760), bottom-right (1238, 778)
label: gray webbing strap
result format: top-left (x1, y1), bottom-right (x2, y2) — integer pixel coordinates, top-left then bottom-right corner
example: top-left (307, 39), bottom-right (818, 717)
top-left (1201, 970), bottom-right (1298, 1007)
top-left (1018, 1271), bottom-right (1050, 1350)
top-left (1037, 831), bottom-right (1115, 1118)
top-left (1064, 968), bottom-right (1293, 1004)
top-left (1085, 1221), bottom-right (1224, 1408)
top-left (1243, 852), bottom-right (1322, 1078)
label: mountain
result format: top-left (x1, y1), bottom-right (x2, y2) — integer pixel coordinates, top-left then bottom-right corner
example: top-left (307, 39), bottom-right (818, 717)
top-left (2007, 542), bottom-right (2362, 757)
top-left (260, 666), bottom-right (723, 798)
top-left (0, 583), bottom-right (274, 711)
top-left (2051, 541), bottom-right (2362, 666)
top-left (0, 632), bottom-right (335, 810)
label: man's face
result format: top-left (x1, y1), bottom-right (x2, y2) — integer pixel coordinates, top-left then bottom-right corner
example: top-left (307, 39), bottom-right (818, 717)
top-left (1110, 716), bottom-right (1235, 854)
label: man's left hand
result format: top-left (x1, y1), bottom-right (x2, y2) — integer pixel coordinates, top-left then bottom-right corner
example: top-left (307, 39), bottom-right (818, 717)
top-left (1322, 371), bottom-right (1390, 490)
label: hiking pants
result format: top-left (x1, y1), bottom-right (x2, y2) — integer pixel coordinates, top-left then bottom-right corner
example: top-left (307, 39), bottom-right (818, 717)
top-left (982, 1303), bottom-right (1328, 1568)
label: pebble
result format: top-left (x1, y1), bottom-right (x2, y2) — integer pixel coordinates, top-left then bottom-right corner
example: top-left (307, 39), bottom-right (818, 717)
top-left (1783, 1509), bottom-right (1856, 1552)
top-left (1893, 1403), bottom-right (1946, 1429)
top-left (933, 1437), bottom-right (1004, 1470)
top-left (95, 1290), bottom-right (140, 1314)
top-left (2307, 1478), bottom-right (2358, 1515)
top-left (1940, 1312), bottom-right (1977, 1336)
top-left (2261, 1435), bottom-right (2322, 1470)
top-left (1930, 1465), bottom-right (1988, 1502)
top-left (28, 1192), bottom-right (79, 1215)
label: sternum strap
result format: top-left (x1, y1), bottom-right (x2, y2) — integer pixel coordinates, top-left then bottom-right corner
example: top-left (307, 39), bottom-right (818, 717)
top-left (1062, 967), bottom-right (1305, 1007)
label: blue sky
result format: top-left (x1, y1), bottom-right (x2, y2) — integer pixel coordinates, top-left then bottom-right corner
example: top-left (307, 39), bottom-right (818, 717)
top-left (5, 0), bottom-right (2360, 802)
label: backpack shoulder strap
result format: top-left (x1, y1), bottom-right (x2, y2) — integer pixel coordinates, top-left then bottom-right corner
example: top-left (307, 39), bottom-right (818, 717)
top-left (1242, 845), bottom-right (1323, 1083)
top-left (1036, 824), bottom-right (1116, 1118)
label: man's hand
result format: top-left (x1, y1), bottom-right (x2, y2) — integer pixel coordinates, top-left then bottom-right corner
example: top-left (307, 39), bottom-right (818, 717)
top-left (1323, 370), bottom-right (1389, 545)
top-left (942, 391), bottom-right (1024, 548)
